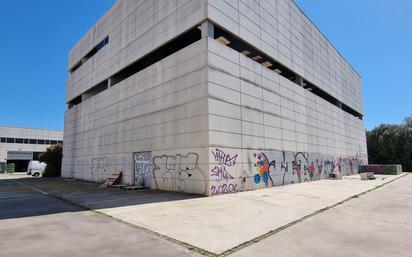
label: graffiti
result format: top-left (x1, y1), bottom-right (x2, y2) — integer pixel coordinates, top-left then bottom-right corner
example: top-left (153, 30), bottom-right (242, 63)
top-left (212, 148), bottom-right (237, 166)
top-left (210, 148), bottom-right (239, 195)
top-left (211, 164), bottom-right (234, 181)
top-left (134, 152), bottom-right (151, 187)
top-left (280, 151), bottom-right (289, 185)
top-left (89, 155), bottom-right (132, 182)
top-left (90, 157), bottom-right (107, 179)
top-left (253, 152), bottom-right (275, 187)
top-left (152, 152), bottom-right (207, 194)
top-left (249, 151), bottom-right (365, 188)
top-left (211, 183), bottom-right (238, 195)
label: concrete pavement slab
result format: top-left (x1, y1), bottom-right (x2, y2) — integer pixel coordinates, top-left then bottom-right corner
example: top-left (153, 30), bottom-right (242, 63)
top-left (96, 174), bottom-right (405, 254)
top-left (229, 174), bottom-right (412, 257)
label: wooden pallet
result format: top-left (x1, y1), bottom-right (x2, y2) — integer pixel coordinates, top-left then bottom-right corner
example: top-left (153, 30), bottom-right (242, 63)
top-left (123, 185), bottom-right (148, 191)
top-left (104, 171), bottom-right (122, 187)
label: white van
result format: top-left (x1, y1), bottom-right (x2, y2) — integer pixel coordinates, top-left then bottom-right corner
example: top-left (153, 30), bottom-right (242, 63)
top-left (27, 161), bottom-right (46, 177)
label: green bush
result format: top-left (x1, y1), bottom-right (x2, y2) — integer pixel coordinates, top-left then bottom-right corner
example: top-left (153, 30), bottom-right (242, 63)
top-left (38, 144), bottom-right (63, 177)
top-left (367, 114), bottom-right (412, 172)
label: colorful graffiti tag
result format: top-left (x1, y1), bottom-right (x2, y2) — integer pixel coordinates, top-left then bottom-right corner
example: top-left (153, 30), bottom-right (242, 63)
top-left (252, 151), bottom-right (365, 187)
top-left (253, 152), bottom-right (275, 187)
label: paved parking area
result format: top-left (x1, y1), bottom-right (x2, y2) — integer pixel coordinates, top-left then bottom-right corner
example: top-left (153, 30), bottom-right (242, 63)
top-left (1, 173), bottom-right (410, 257)
top-left (0, 174), bottom-right (200, 257)
top-left (97, 174), bottom-right (405, 254)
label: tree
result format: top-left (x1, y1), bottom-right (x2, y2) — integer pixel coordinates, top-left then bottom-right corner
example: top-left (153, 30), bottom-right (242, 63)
top-left (38, 144), bottom-right (63, 177)
top-left (367, 114), bottom-right (412, 171)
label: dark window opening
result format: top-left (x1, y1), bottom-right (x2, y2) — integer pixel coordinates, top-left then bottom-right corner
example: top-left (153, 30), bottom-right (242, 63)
top-left (33, 152), bottom-right (42, 161)
top-left (58, 141), bottom-right (63, 144)
top-left (110, 26), bottom-right (201, 86)
top-left (6, 138), bottom-right (14, 143)
top-left (24, 139), bottom-right (29, 144)
top-left (69, 36), bottom-right (109, 74)
top-left (0, 137), bottom-right (5, 143)
top-left (212, 24), bottom-right (363, 120)
top-left (50, 140), bottom-right (57, 145)
top-left (82, 80), bottom-right (108, 101)
top-left (29, 139), bottom-right (37, 144)
top-left (15, 138), bottom-right (23, 144)
top-left (67, 26), bottom-right (202, 108)
top-left (37, 139), bottom-right (45, 144)
top-left (70, 61), bottom-right (82, 73)
top-left (68, 95), bottom-right (82, 109)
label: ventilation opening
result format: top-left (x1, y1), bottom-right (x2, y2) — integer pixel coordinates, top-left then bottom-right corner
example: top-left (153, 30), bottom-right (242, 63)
top-left (68, 95), bottom-right (82, 109)
top-left (82, 80), bottom-right (108, 101)
top-left (67, 25), bottom-right (202, 109)
top-left (70, 36), bottom-right (109, 74)
top-left (110, 26), bottom-right (201, 86)
top-left (213, 25), bottom-right (363, 120)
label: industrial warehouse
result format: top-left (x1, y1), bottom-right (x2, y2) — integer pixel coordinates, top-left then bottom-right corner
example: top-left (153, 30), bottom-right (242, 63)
top-left (62, 0), bottom-right (367, 196)
top-left (0, 126), bottom-right (63, 172)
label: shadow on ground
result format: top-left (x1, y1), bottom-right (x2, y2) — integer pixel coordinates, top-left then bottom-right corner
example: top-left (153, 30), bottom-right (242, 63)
top-left (0, 175), bottom-right (201, 220)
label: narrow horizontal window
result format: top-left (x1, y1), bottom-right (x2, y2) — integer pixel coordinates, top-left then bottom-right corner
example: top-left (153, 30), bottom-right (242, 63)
top-left (69, 25), bottom-right (202, 105)
top-left (212, 24), bottom-right (363, 120)
top-left (110, 25), bottom-right (201, 86)
top-left (69, 36), bottom-right (109, 74)
top-left (68, 95), bottom-right (82, 109)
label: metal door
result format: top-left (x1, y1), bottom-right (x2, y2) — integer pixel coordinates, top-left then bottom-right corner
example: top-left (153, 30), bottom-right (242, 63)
top-left (134, 152), bottom-right (151, 187)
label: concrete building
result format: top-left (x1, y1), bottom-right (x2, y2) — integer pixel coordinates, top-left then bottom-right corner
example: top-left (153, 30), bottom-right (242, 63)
top-left (0, 126), bottom-right (63, 172)
top-left (63, 0), bottom-right (367, 196)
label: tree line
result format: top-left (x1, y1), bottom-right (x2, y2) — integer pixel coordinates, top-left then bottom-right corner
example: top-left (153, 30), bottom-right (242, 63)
top-left (367, 114), bottom-right (412, 171)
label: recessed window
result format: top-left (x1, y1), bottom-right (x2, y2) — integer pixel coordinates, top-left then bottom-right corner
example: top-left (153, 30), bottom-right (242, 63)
top-left (15, 138), bottom-right (23, 144)
top-left (70, 36), bottom-right (109, 73)
top-left (51, 140), bottom-right (57, 145)
top-left (24, 139), bottom-right (29, 144)
top-left (37, 139), bottom-right (45, 144)
top-left (29, 139), bottom-right (37, 144)
top-left (212, 24), bottom-right (363, 120)
top-left (6, 138), bottom-right (14, 143)
top-left (0, 137), bottom-right (5, 143)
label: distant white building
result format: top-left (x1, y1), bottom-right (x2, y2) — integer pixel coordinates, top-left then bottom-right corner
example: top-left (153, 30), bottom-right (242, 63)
top-left (0, 126), bottom-right (63, 172)
top-left (63, 0), bottom-right (367, 196)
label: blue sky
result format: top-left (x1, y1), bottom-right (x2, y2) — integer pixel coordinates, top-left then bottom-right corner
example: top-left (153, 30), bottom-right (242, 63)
top-left (295, 0), bottom-right (412, 129)
top-left (0, 1), bottom-right (410, 131)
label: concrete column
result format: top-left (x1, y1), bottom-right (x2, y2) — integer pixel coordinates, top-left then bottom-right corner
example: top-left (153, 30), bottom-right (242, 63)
top-left (201, 21), bottom-right (214, 38)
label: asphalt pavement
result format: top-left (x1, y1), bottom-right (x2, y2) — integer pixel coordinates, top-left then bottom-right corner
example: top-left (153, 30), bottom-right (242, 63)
top-left (0, 174), bottom-right (199, 257)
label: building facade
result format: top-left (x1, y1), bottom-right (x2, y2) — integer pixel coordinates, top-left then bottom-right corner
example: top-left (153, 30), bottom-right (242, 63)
top-left (0, 126), bottom-right (63, 172)
top-left (63, 0), bottom-right (367, 196)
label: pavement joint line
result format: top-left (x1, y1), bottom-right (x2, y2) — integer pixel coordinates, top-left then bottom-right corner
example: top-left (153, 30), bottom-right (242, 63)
top-left (5, 179), bottom-right (216, 256)
top-left (11, 180), bottom-right (49, 195)
top-left (80, 192), bottom-right (172, 205)
top-left (8, 173), bottom-right (408, 257)
top-left (217, 173), bottom-right (409, 257)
